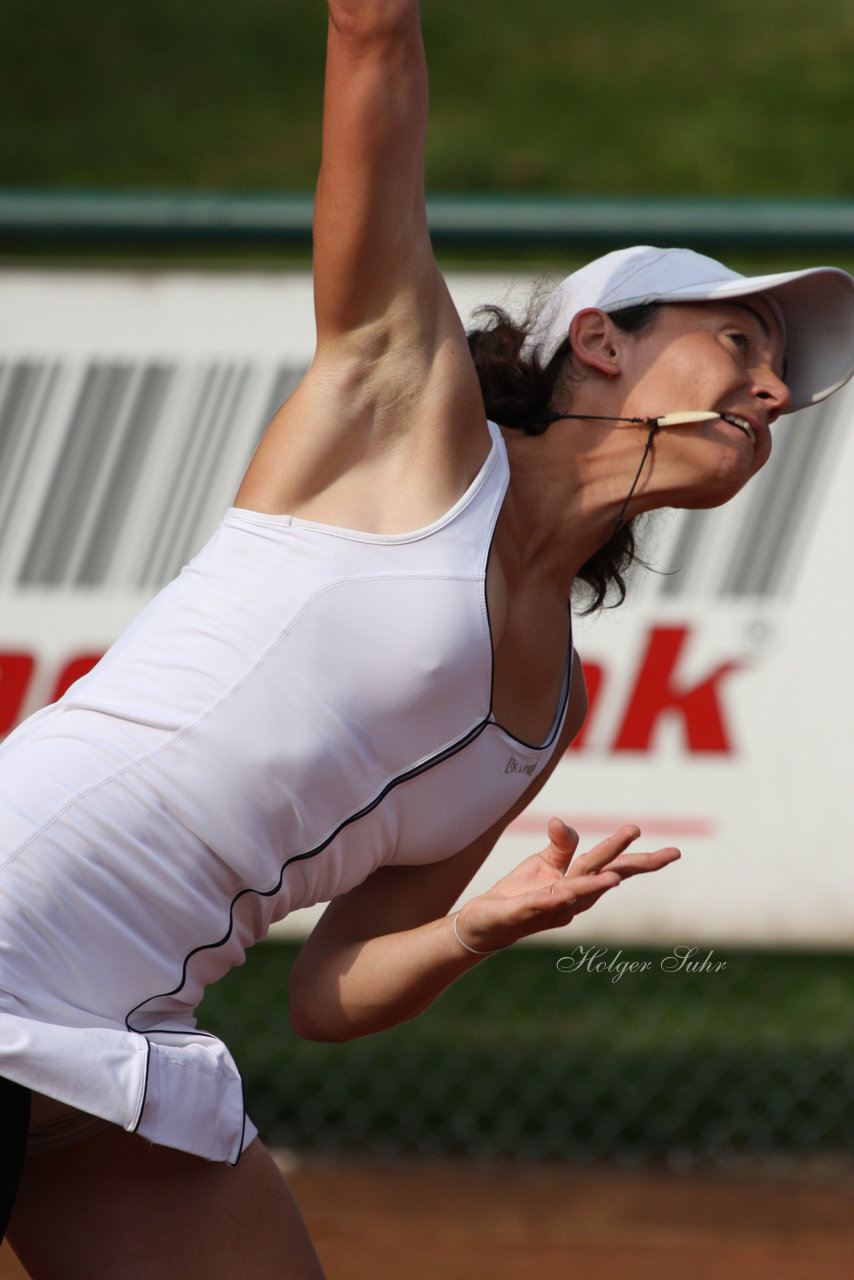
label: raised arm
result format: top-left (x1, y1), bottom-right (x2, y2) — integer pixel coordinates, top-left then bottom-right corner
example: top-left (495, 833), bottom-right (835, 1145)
top-left (235, 0), bottom-right (486, 526)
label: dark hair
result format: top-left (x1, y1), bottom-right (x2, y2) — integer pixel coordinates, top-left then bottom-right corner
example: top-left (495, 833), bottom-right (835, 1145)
top-left (467, 300), bottom-right (659, 613)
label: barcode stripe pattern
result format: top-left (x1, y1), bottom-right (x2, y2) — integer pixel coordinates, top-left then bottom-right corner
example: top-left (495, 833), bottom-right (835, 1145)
top-left (0, 361), bottom-right (838, 596)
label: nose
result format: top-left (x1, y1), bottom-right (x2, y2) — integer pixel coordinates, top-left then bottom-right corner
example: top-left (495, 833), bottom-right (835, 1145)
top-left (753, 363), bottom-right (792, 422)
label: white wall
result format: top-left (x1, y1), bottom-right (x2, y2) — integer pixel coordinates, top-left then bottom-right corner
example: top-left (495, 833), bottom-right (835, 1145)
top-left (1, 269), bottom-right (851, 946)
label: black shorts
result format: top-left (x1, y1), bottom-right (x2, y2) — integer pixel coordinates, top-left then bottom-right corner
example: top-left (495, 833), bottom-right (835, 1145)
top-left (0, 1077), bottom-right (31, 1243)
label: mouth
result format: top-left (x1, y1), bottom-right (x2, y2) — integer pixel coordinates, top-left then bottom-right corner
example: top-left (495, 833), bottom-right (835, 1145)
top-left (719, 414), bottom-right (757, 446)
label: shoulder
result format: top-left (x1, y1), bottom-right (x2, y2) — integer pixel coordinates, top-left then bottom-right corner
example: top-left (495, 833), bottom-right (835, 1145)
top-left (234, 313), bottom-right (490, 531)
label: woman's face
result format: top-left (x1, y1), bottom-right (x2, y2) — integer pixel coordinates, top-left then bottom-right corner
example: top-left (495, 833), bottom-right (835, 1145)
top-left (614, 296), bottom-right (789, 506)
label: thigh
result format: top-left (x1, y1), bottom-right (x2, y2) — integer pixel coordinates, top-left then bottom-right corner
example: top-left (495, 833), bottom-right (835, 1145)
top-left (7, 1126), bottom-right (325, 1280)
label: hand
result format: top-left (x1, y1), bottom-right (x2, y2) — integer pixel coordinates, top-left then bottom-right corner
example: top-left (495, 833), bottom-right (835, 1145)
top-left (453, 819), bottom-right (680, 953)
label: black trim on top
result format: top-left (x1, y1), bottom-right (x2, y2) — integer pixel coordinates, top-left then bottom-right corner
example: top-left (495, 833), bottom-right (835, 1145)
top-left (123, 427), bottom-right (566, 1151)
top-left (125, 712), bottom-right (492, 1035)
top-left (482, 525), bottom-right (573, 752)
top-left (124, 446), bottom-right (513, 1044)
top-left (123, 714), bottom-right (496, 1149)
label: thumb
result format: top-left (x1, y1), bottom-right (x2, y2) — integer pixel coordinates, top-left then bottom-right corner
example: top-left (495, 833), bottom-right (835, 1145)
top-left (542, 818), bottom-right (579, 874)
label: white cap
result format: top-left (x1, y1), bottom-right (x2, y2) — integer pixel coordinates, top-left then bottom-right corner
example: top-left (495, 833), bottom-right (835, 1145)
top-left (521, 245), bottom-right (854, 412)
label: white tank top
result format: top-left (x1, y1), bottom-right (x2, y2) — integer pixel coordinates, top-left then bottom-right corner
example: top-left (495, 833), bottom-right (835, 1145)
top-left (0, 422), bottom-right (571, 1163)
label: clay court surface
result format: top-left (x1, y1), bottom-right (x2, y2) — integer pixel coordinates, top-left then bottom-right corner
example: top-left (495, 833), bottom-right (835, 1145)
top-left (3, 1155), bottom-right (854, 1279)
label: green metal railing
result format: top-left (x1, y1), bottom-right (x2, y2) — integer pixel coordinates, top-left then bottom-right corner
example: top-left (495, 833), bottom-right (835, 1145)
top-left (3, 190), bottom-right (854, 252)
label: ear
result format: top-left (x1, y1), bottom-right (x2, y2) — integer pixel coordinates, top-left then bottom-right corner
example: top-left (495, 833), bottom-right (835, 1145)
top-left (569, 309), bottom-right (621, 377)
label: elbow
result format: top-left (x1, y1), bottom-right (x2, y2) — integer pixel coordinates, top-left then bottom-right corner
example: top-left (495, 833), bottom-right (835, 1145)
top-left (288, 1001), bottom-right (352, 1044)
top-left (327, 0), bottom-right (419, 42)
top-left (288, 966), bottom-right (357, 1043)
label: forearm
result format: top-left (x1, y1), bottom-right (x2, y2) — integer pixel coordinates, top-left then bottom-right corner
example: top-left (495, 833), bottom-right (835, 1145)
top-left (289, 821), bottom-right (680, 1042)
top-left (288, 912), bottom-right (483, 1043)
top-left (314, 0), bottom-right (430, 339)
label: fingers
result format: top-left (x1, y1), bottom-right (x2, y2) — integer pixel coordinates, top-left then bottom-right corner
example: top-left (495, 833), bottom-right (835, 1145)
top-left (607, 847), bottom-right (681, 879)
top-left (465, 822), bottom-right (681, 950)
top-left (570, 824), bottom-right (642, 875)
top-left (543, 822), bottom-right (680, 905)
top-left (540, 817), bottom-right (580, 873)
top-left (542, 821), bottom-right (681, 881)
top-left (560, 831), bottom-right (679, 922)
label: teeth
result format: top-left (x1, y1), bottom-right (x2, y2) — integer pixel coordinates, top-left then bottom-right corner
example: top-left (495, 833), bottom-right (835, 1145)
top-left (728, 416), bottom-right (756, 444)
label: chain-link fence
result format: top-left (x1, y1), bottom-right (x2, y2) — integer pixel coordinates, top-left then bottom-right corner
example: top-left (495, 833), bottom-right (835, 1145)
top-left (198, 938), bottom-right (854, 1174)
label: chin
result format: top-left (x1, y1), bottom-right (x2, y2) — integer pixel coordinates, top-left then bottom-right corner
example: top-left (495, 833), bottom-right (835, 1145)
top-left (677, 491), bottom-right (743, 512)
top-left (677, 444), bottom-right (770, 510)
top-left (671, 467), bottom-right (757, 511)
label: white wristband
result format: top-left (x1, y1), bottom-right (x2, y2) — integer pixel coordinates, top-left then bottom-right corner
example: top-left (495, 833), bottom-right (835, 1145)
top-left (452, 914), bottom-right (500, 956)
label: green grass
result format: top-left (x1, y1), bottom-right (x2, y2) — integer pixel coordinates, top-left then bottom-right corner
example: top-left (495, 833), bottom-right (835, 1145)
top-left (6, 0), bottom-right (854, 196)
top-left (197, 941), bottom-right (854, 1163)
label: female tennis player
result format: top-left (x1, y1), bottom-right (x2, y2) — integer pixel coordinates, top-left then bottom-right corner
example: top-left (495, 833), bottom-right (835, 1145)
top-left (3, 1), bottom-right (854, 1276)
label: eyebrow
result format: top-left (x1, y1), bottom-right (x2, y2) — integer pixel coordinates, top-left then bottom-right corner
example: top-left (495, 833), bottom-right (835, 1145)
top-left (729, 301), bottom-right (771, 337)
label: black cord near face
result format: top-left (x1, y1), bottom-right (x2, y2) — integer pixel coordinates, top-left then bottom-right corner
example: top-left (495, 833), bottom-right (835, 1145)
top-left (522, 409), bottom-right (730, 536)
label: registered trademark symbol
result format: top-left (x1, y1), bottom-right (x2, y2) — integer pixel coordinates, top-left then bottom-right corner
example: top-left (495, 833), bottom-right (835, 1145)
top-left (747, 619), bottom-right (773, 647)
